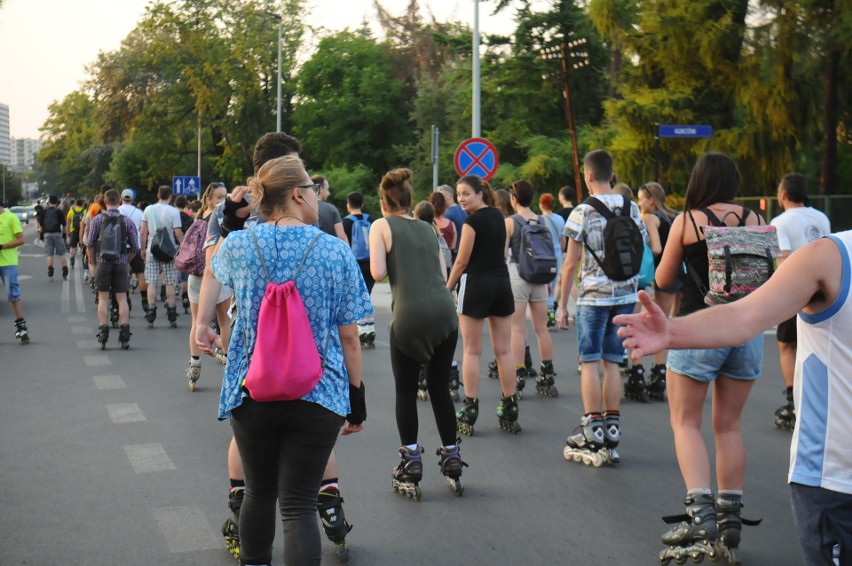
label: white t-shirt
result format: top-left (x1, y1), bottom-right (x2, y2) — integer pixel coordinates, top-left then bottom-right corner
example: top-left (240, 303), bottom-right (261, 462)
top-left (118, 203), bottom-right (143, 234)
top-left (790, 232), bottom-right (852, 494)
top-left (141, 202), bottom-right (182, 252)
top-left (771, 206), bottom-right (831, 253)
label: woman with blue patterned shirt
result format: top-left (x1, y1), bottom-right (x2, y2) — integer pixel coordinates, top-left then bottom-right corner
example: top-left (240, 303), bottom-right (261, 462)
top-left (209, 155), bottom-right (372, 566)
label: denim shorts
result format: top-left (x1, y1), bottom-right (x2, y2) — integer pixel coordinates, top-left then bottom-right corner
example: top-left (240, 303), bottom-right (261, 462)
top-left (0, 265), bottom-right (21, 302)
top-left (576, 303), bottom-right (635, 363)
top-left (667, 333), bottom-right (763, 382)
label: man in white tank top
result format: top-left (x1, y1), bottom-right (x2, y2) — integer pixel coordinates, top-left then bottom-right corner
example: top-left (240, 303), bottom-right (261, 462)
top-left (613, 231), bottom-right (852, 566)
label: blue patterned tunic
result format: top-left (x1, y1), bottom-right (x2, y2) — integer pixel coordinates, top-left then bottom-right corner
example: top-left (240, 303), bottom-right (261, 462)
top-left (212, 224), bottom-right (373, 419)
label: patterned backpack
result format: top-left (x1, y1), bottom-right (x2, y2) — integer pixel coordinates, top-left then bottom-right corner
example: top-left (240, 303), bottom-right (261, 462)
top-left (175, 217), bottom-right (208, 275)
top-left (687, 208), bottom-right (781, 306)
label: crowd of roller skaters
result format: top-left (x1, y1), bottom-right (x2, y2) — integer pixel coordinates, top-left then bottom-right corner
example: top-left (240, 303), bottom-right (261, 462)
top-left (1, 134), bottom-right (845, 565)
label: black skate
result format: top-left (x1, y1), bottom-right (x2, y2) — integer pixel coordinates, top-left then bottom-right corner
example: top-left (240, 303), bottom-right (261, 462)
top-left (62, 265), bottom-right (69, 281)
top-left (437, 440), bottom-right (468, 496)
top-left (145, 305), bottom-right (157, 328)
top-left (358, 323), bottom-right (375, 350)
top-left (647, 363), bottom-right (667, 401)
top-left (564, 415), bottom-right (606, 467)
top-left (619, 352), bottom-right (629, 375)
top-left (456, 397), bottom-right (479, 436)
top-left (317, 486), bottom-right (353, 562)
top-left (535, 361), bottom-right (559, 398)
top-left (497, 394), bottom-right (521, 434)
top-left (487, 359), bottom-right (499, 379)
top-left (166, 304), bottom-right (178, 328)
top-left (524, 345), bottom-right (538, 378)
top-left (70, 256), bottom-right (75, 269)
top-left (187, 362), bottom-right (201, 392)
top-left (118, 324), bottom-right (131, 350)
top-left (214, 347), bottom-right (228, 366)
top-left (182, 292), bottom-right (190, 314)
top-left (449, 364), bottom-right (460, 401)
top-left (624, 364), bottom-right (649, 402)
top-left (659, 493), bottom-right (718, 565)
top-left (515, 367), bottom-right (527, 400)
top-left (774, 388), bottom-right (795, 431)
top-left (546, 308), bottom-right (557, 332)
top-left (221, 487), bottom-right (243, 560)
top-left (417, 364), bottom-right (428, 401)
top-left (714, 495), bottom-right (762, 566)
top-left (602, 412), bottom-right (621, 464)
top-left (110, 294), bottom-right (120, 328)
top-left (392, 446), bottom-right (424, 501)
top-left (48, 266), bottom-right (54, 281)
top-left (97, 324), bottom-right (110, 350)
top-left (14, 318), bottom-right (29, 344)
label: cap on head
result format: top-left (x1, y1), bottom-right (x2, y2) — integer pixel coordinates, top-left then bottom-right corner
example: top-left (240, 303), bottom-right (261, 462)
top-left (121, 188), bottom-right (135, 201)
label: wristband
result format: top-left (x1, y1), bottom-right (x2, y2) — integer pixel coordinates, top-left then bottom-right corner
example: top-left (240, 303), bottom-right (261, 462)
top-left (220, 197), bottom-right (249, 237)
top-left (346, 382), bottom-right (367, 425)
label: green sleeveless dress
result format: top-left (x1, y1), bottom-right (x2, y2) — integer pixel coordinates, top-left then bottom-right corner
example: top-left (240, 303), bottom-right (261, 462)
top-left (386, 216), bottom-right (458, 362)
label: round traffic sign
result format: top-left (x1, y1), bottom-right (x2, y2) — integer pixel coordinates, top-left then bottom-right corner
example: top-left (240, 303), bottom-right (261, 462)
top-left (454, 138), bottom-right (499, 181)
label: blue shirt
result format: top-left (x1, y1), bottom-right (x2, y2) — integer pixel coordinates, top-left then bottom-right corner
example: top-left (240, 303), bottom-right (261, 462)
top-left (443, 204), bottom-right (467, 252)
top-left (212, 224), bottom-right (373, 419)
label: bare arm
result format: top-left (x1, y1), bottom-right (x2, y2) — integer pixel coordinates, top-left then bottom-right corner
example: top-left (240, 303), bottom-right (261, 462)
top-left (446, 224), bottom-right (474, 290)
top-left (557, 238), bottom-right (582, 328)
top-left (195, 241), bottom-right (225, 355)
top-left (616, 238), bottom-right (841, 359)
top-left (655, 214), bottom-right (685, 289)
top-left (644, 214), bottom-right (662, 256)
top-left (1, 230), bottom-right (24, 249)
top-left (339, 322), bottom-right (364, 435)
top-left (139, 221), bottom-right (148, 261)
top-left (334, 222), bottom-right (348, 245)
top-left (369, 218), bottom-right (389, 281)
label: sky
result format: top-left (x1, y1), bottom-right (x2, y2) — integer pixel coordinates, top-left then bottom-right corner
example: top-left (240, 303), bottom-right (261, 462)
top-left (0, 0), bottom-right (523, 139)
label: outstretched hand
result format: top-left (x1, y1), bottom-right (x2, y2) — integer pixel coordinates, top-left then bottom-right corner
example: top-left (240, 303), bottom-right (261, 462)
top-left (195, 324), bottom-right (223, 357)
top-left (614, 290), bottom-right (670, 362)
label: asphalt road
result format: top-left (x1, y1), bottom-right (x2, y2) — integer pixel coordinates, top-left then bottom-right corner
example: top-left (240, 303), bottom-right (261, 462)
top-left (1, 223), bottom-right (802, 565)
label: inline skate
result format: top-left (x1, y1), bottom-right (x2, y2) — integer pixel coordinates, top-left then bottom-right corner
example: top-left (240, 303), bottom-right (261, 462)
top-left (535, 360), bottom-right (559, 397)
top-left (392, 446), bottom-right (424, 501)
top-left (181, 291), bottom-right (190, 314)
top-left (497, 394), bottom-right (521, 433)
top-left (317, 486), bottom-right (353, 562)
top-left (187, 360), bottom-right (201, 392)
top-left (109, 294), bottom-right (120, 328)
top-left (647, 363), bottom-right (667, 401)
top-left (624, 364), bottom-right (649, 402)
top-left (214, 347), bottom-right (228, 366)
top-left (715, 495), bottom-right (762, 565)
top-left (515, 367), bottom-right (528, 399)
top-left (659, 493), bottom-right (718, 565)
top-left (436, 440), bottom-right (468, 496)
top-left (619, 352), bottom-right (629, 374)
top-left (118, 324), bottom-right (131, 350)
top-left (14, 318), bottom-right (29, 344)
top-left (563, 415), bottom-right (606, 467)
top-left (62, 265), bottom-right (68, 281)
top-left (145, 305), bottom-right (157, 328)
top-left (417, 364), bottom-right (428, 401)
top-left (487, 359), bottom-right (499, 379)
top-left (774, 388), bottom-right (795, 431)
top-left (358, 322), bottom-right (375, 349)
top-left (449, 363), bottom-right (460, 401)
top-left (524, 344), bottom-right (538, 379)
top-left (602, 411), bottom-right (621, 464)
top-left (47, 266), bottom-right (54, 281)
top-left (546, 308), bottom-right (557, 332)
top-left (221, 487), bottom-right (243, 560)
top-left (166, 304), bottom-right (178, 328)
top-left (456, 397), bottom-right (479, 436)
top-left (97, 324), bottom-right (110, 350)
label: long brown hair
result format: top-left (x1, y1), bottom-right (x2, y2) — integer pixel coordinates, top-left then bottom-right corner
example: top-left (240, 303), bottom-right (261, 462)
top-left (458, 174), bottom-right (496, 207)
top-left (639, 182), bottom-right (677, 220)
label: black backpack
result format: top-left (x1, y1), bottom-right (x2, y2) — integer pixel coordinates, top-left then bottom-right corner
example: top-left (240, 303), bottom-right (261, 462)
top-left (42, 207), bottom-right (62, 233)
top-left (582, 195), bottom-right (644, 281)
top-left (99, 214), bottom-right (127, 262)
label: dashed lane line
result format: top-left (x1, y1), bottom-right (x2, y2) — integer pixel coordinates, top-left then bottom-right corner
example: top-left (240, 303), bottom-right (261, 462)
top-left (124, 443), bottom-right (176, 473)
top-left (106, 403), bottom-right (146, 423)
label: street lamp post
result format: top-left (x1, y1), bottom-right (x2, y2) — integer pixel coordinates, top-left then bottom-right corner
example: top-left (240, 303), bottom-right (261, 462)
top-left (542, 36), bottom-right (589, 201)
top-left (266, 12), bottom-right (283, 133)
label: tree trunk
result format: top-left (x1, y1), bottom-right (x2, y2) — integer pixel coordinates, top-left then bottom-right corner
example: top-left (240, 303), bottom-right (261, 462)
top-left (819, 46), bottom-right (840, 195)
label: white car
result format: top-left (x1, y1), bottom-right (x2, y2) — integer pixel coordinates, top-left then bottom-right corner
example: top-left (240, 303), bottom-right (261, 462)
top-left (10, 206), bottom-right (32, 224)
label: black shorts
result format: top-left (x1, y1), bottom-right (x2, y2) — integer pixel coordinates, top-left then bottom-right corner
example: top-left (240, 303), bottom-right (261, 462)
top-left (69, 232), bottom-right (80, 248)
top-left (777, 315), bottom-right (797, 343)
top-left (95, 262), bottom-right (130, 293)
top-left (128, 253), bottom-right (145, 275)
top-left (457, 272), bottom-right (515, 319)
top-left (357, 258), bottom-right (375, 294)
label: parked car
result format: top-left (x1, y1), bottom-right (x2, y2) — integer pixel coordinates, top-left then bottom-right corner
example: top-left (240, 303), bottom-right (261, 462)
top-left (10, 206), bottom-right (32, 224)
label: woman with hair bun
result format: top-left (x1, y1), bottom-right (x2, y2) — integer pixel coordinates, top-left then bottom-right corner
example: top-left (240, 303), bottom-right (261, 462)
top-left (370, 168), bottom-right (466, 498)
top-left (447, 174), bottom-right (521, 435)
top-left (206, 154), bottom-right (372, 566)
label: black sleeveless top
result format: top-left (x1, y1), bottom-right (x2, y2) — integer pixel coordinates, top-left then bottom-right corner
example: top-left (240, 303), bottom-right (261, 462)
top-left (652, 210), bottom-right (672, 266)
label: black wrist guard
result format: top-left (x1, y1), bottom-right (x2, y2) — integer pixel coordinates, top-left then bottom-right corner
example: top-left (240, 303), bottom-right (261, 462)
top-left (346, 382), bottom-right (366, 425)
top-left (220, 197), bottom-right (249, 237)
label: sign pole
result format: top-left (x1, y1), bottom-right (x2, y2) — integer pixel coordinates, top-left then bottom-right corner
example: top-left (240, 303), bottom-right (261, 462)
top-left (654, 123), bottom-right (660, 183)
top-left (431, 125), bottom-right (440, 191)
top-left (472, 0), bottom-right (481, 138)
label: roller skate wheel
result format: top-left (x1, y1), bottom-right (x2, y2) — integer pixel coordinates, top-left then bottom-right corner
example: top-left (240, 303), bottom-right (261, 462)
top-left (189, 381), bottom-right (197, 392)
top-left (674, 556), bottom-right (687, 565)
top-left (121, 342), bottom-right (129, 350)
top-left (335, 540), bottom-right (350, 563)
top-left (417, 389), bottom-right (428, 401)
top-left (450, 389), bottom-right (459, 401)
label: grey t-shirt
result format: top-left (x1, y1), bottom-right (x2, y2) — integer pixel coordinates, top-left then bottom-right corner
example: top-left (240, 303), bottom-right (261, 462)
top-left (317, 201), bottom-right (342, 236)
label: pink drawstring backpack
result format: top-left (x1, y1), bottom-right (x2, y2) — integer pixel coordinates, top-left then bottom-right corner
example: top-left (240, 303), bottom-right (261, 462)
top-left (241, 230), bottom-right (329, 402)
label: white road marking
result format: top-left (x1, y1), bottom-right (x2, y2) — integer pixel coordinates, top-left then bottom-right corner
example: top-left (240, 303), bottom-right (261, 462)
top-left (74, 264), bottom-right (85, 312)
top-left (124, 444), bottom-right (175, 473)
top-left (93, 375), bottom-right (126, 390)
top-left (106, 403), bottom-right (146, 423)
top-left (76, 340), bottom-right (99, 349)
top-left (84, 355), bottom-right (111, 366)
top-left (61, 275), bottom-right (70, 313)
top-left (68, 316), bottom-right (87, 323)
top-left (71, 326), bottom-right (93, 335)
top-left (153, 506), bottom-right (223, 553)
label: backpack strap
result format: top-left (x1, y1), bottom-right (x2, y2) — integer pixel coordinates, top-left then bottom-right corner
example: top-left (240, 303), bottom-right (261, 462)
top-left (581, 197), bottom-right (614, 273)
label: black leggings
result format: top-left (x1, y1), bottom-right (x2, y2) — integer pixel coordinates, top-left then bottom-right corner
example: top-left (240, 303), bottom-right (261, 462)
top-left (230, 398), bottom-right (342, 566)
top-left (390, 329), bottom-right (459, 447)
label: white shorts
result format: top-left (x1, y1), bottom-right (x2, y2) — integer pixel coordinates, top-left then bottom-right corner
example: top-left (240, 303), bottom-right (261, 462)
top-left (508, 263), bottom-right (549, 303)
top-left (187, 273), bottom-right (233, 305)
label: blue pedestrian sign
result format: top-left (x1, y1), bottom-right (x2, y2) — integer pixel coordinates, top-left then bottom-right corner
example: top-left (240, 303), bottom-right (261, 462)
top-left (658, 125), bottom-right (713, 139)
top-left (172, 176), bottom-right (201, 196)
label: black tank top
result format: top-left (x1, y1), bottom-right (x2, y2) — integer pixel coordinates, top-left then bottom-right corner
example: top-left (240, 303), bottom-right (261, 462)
top-left (652, 211), bottom-right (672, 267)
